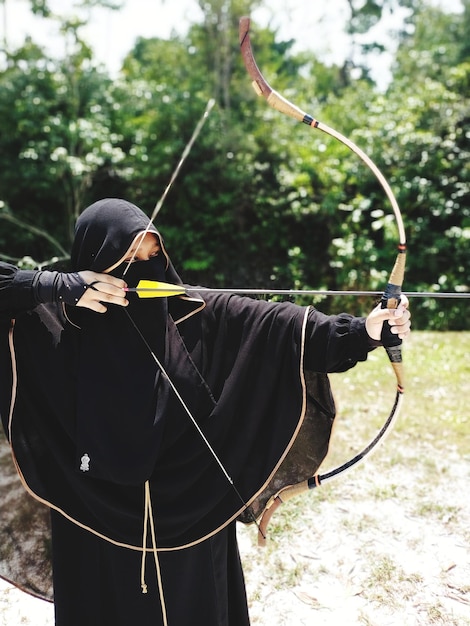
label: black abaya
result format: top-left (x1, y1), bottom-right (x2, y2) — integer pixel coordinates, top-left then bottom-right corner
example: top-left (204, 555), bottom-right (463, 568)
top-left (0, 199), bottom-right (374, 624)
top-left (51, 512), bottom-right (249, 626)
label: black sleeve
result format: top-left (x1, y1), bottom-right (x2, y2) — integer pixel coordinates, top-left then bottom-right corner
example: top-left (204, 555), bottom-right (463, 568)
top-left (0, 262), bottom-right (88, 317)
top-left (304, 307), bottom-right (378, 373)
top-left (0, 262), bottom-right (38, 315)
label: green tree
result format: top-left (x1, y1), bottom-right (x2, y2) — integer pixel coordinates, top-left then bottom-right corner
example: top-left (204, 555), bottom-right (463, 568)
top-left (386, 2), bottom-right (470, 328)
top-left (0, 0), bottom-right (129, 264)
top-left (250, 1), bottom-right (469, 328)
top-left (0, 20), bottom-right (130, 264)
top-left (0, 0), bottom-right (467, 330)
top-left (117, 1), bottom-right (326, 288)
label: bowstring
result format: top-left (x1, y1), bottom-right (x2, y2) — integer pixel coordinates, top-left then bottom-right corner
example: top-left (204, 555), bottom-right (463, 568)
top-left (119, 97), bottom-right (266, 538)
top-left (123, 308), bottom-right (264, 536)
top-left (122, 98), bottom-right (215, 276)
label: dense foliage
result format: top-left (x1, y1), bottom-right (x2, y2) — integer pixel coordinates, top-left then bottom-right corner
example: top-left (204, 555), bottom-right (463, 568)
top-left (0, 0), bottom-right (468, 328)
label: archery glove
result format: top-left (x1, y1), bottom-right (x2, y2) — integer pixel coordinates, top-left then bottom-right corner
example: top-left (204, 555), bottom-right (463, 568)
top-left (33, 271), bottom-right (89, 306)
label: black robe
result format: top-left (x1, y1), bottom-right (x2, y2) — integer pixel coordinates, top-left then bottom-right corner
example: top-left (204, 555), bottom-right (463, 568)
top-left (0, 199), bottom-right (372, 625)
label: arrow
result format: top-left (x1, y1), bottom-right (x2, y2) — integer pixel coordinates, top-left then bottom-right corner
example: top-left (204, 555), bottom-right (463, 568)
top-left (125, 280), bottom-right (188, 298)
top-left (124, 280), bottom-right (469, 299)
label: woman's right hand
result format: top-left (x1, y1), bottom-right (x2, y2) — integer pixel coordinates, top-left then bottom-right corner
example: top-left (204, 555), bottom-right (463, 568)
top-left (76, 271), bottom-right (128, 313)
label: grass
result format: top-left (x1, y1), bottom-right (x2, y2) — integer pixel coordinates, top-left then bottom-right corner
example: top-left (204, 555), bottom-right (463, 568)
top-left (239, 331), bottom-right (470, 626)
top-left (326, 331), bottom-right (470, 465)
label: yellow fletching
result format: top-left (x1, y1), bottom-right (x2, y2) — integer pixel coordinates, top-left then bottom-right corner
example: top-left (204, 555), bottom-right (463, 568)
top-left (134, 280), bottom-right (186, 298)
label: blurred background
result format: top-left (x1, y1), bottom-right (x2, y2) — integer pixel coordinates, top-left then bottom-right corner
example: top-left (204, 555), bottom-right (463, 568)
top-left (0, 0), bottom-right (468, 328)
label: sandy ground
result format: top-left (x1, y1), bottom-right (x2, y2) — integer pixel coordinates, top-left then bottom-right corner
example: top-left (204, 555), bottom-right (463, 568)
top-left (1, 441), bottom-right (469, 626)
top-left (238, 446), bottom-right (470, 626)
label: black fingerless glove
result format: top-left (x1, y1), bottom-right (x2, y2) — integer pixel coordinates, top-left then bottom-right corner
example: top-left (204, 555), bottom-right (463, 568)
top-left (380, 316), bottom-right (402, 348)
top-left (32, 271), bottom-right (89, 306)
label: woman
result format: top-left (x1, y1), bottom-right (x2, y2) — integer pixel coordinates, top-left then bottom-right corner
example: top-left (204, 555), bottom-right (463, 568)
top-left (0, 198), bottom-right (410, 625)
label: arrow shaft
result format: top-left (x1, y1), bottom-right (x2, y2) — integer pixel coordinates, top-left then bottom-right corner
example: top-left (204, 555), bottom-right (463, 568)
top-left (126, 286), bottom-right (469, 299)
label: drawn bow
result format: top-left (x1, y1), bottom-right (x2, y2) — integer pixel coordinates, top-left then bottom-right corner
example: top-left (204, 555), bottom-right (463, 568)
top-left (239, 16), bottom-right (407, 543)
top-left (122, 18), bottom-right (408, 559)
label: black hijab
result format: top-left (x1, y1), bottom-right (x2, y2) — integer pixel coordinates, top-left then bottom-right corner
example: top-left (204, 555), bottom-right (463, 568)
top-left (71, 198), bottom-right (160, 272)
top-left (68, 199), bottom-right (195, 485)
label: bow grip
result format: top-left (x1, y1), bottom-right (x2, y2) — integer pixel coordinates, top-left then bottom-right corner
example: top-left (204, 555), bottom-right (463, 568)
top-left (380, 248), bottom-right (406, 350)
top-left (380, 283), bottom-right (402, 349)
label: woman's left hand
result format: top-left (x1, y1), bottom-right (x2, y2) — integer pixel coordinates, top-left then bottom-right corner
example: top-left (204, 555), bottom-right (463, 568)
top-left (365, 294), bottom-right (411, 343)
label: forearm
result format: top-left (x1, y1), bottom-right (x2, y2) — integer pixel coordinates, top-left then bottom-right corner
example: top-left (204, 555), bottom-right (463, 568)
top-left (0, 263), bottom-right (38, 314)
top-left (304, 308), bottom-right (378, 373)
top-left (0, 263), bottom-right (88, 316)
